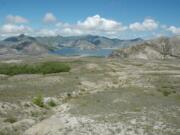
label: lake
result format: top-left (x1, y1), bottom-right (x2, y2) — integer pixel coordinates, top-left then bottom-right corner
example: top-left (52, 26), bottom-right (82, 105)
top-left (50, 48), bottom-right (115, 57)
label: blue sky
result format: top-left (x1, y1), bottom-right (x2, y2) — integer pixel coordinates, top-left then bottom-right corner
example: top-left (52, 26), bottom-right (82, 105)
top-left (0, 0), bottom-right (179, 39)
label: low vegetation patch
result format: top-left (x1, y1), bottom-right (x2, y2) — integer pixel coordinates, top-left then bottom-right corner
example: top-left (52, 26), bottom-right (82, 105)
top-left (4, 117), bottom-right (17, 123)
top-left (32, 95), bottom-right (44, 108)
top-left (162, 90), bottom-right (171, 96)
top-left (48, 100), bottom-right (57, 107)
top-left (0, 61), bottom-right (71, 75)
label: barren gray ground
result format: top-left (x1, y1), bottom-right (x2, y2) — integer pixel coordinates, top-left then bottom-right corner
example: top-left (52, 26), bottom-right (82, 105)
top-left (0, 56), bottom-right (180, 135)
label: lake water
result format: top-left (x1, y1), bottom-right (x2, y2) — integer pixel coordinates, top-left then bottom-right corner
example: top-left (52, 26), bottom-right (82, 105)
top-left (50, 48), bottom-right (115, 57)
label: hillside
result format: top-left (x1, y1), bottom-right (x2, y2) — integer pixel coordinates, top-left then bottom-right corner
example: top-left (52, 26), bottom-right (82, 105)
top-left (110, 36), bottom-right (180, 59)
top-left (0, 34), bottom-right (49, 55)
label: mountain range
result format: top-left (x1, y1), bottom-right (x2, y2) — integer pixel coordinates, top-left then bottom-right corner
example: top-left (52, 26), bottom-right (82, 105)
top-left (0, 34), bottom-right (180, 60)
top-left (0, 34), bottom-right (143, 55)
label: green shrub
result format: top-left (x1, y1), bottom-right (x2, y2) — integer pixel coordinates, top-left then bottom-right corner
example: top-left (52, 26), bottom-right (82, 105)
top-left (163, 91), bottom-right (171, 96)
top-left (176, 95), bottom-right (180, 100)
top-left (4, 117), bottom-right (17, 123)
top-left (31, 111), bottom-right (40, 117)
top-left (67, 93), bottom-right (72, 97)
top-left (0, 61), bottom-right (71, 75)
top-left (48, 100), bottom-right (57, 107)
top-left (32, 95), bottom-right (44, 107)
top-left (39, 62), bottom-right (71, 74)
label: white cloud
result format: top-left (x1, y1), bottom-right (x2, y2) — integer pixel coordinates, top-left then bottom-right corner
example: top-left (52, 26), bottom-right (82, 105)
top-left (1, 14), bottom-right (180, 38)
top-left (36, 29), bottom-right (57, 36)
top-left (43, 12), bottom-right (57, 23)
top-left (129, 19), bottom-right (158, 31)
top-left (55, 15), bottom-right (127, 37)
top-left (167, 26), bottom-right (180, 34)
top-left (6, 15), bottom-right (28, 24)
top-left (0, 24), bottom-right (32, 35)
top-left (77, 15), bottom-right (127, 32)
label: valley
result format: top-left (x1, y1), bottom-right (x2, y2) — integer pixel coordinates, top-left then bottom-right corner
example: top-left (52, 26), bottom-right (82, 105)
top-left (1, 0), bottom-right (180, 134)
top-left (0, 55), bottom-right (180, 135)
top-left (0, 0), bottom-right (179, 134)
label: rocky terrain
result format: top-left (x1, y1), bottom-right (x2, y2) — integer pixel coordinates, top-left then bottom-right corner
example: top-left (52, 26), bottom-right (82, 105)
top-left (0, 56), bottom-right (180, 135)
top-left (110, 36), bottom-right (180, 60)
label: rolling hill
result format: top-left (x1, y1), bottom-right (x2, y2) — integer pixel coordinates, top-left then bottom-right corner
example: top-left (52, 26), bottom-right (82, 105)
top-left (110, 36), bottom-right (180, 59)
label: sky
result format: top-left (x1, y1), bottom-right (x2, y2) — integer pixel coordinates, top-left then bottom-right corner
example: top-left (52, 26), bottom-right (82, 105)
top-left (0, 0), bottom-right (179, 39)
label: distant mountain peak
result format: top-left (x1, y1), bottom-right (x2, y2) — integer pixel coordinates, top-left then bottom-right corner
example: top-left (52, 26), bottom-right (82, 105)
top-left (19, 34), bottom-right (26, 38)
top-left (4, 34), bottom-right (36, 42)
top-left (130, 38), bottom-right (143, 42)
